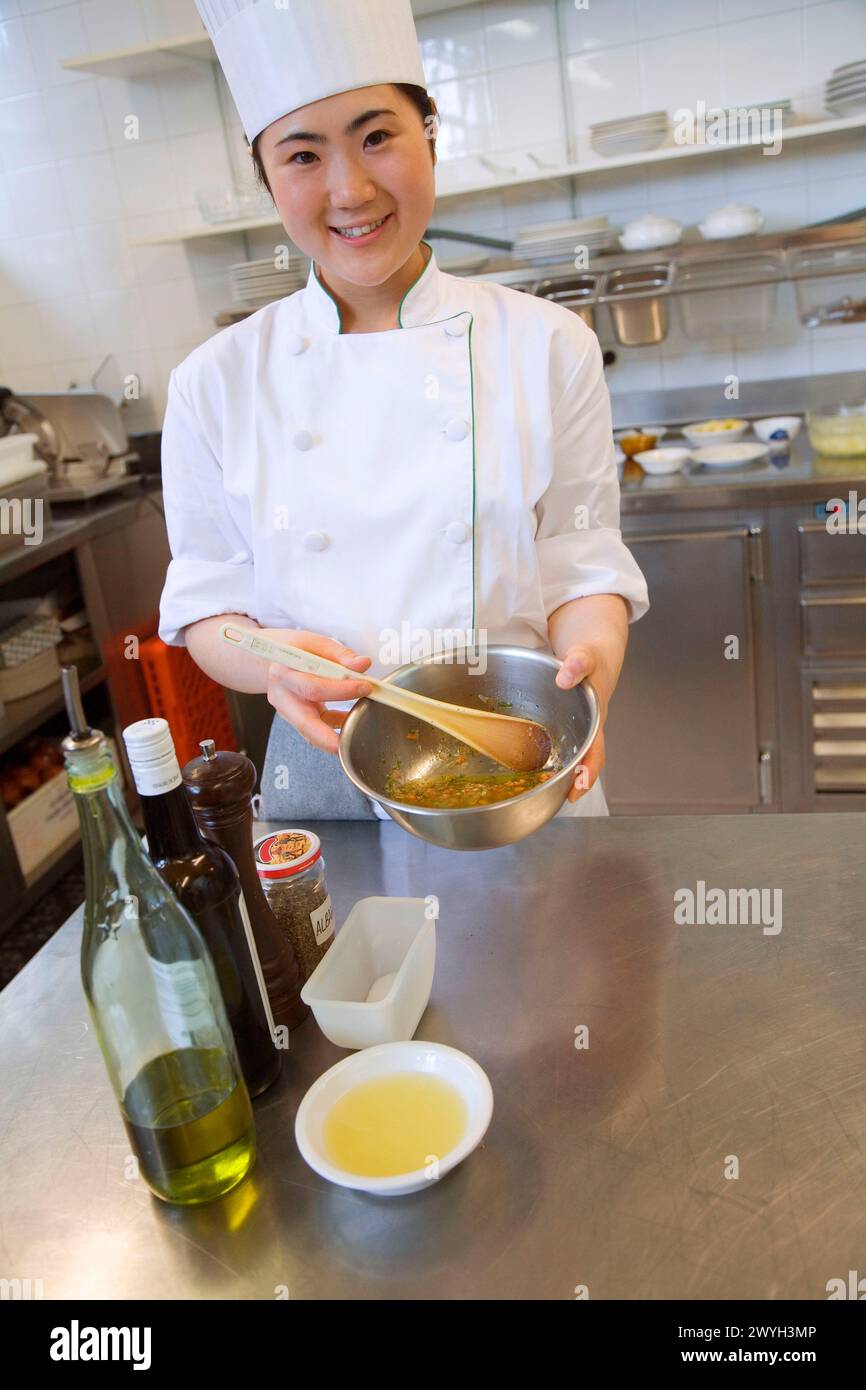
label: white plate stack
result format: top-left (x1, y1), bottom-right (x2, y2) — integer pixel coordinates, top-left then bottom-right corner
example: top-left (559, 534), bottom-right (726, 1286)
top-left (229, 255), bottom-right (309, 309)
top-left (718, 97), bottom-right (793, 139)
top-left (590, 110), bottom-right (669, 158)
top-left (825, 60), bottom-right (866, 115)
top-left (512, 217), bottom-right (617, 265)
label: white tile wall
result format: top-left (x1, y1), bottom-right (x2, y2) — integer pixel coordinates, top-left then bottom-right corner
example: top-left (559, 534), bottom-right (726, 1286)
top-left (559, 0), bottom-right (638, 54)
top-left (484, 0), bottom-right (559, 68)
top-left (0, 0), bottom-right (863, 429)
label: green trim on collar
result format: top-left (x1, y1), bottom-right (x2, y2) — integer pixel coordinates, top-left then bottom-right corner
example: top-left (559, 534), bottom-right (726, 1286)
top-left (316, 240), bottom-right (433, 335)
top-left (313, 266), bottom-right (343, 333)
top-left (397, 241), bottom-right (434, 329)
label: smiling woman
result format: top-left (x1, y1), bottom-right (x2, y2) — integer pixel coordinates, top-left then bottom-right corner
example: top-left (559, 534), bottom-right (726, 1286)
top-left (159, 0), bottom-right (649, 826)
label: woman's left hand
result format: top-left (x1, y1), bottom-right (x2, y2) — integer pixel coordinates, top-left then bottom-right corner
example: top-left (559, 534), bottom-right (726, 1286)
top-left (554, 644), bottom-right (612, 802)
top-left (549, 594), bottom-right (630, 805)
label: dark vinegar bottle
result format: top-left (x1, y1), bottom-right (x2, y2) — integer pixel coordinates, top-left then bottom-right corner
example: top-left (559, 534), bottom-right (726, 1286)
top-left (123, 718), bottom-right (281, 1098)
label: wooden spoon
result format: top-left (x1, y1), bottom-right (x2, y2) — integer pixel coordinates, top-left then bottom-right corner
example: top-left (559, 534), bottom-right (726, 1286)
top-left (221, 624), bottom-right (552, 773)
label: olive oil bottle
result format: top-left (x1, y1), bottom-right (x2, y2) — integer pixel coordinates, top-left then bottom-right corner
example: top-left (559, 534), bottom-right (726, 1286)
top-left (123, 718), bottom-right (280, 1099)
top-left (61, 668), bottom-right (254, 1205)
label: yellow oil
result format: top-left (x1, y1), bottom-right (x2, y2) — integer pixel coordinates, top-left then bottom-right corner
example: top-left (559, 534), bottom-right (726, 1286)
top-left (122, 1047), bottom-right (255, 1204)
top-left (323, 1072), bottom-right (467, 1178)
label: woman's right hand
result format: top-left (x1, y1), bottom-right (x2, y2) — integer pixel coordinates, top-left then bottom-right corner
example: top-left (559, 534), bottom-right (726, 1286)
top-left (261, 628), bottom-right (373, 755)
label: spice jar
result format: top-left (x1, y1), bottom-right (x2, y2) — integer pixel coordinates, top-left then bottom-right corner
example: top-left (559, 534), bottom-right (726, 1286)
top-left (254, 829), bottom-right (334, 980)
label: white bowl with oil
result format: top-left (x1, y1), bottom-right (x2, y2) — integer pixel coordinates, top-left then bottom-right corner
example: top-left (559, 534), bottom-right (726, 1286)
top-left (294, 1041), bottom-right (494, 1197)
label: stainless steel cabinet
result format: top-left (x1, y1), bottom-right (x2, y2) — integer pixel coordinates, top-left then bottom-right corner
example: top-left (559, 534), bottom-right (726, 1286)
top-left (605, 502), bottom-right (866, 813)
top-left (604, 523), bottom-right (773, 812)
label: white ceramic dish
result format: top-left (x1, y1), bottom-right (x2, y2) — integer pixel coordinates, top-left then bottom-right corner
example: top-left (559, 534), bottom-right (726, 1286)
top-left (513, 216), bottom-right (608, 245)
top-left (620, 215), bottom-right (682, 251)
top-left (698, 204), bottom-right (764, 240)
top-left (752, 415), bottom-right (802, 444)
top-left (830, 60), bottom-right (866, 76)
top-left (634, 446), bottom-right (690, 475)
top-left (300, 895), bottom-right (436, 1050)
top-left (294, 1040), bottom-right (494, 1196)
top-left (682, 420), bottom-right (749, 446)
top-left (590, 109), bottom-right (667, 132)
top-left (441, 254), bottom-right (489, 275)
top-left (691, 442), bottom-right (771, 468)
top-left (826, 76), bottom-right (866, 92)
top-left (825, 96), bottom-right (866, 115)
top-left (591, 129), bottom-right (667, 157)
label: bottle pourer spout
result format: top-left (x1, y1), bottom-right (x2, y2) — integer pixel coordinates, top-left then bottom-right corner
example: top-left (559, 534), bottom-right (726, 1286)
top-left (62, 666), bottom-right (88, 737)
top-left (200, 739), bottom-right (216, 760)
top-left (61, 666), bottom-right (103, 753)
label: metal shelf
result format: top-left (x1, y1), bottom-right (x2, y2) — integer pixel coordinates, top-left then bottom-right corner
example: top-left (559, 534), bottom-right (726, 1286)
top-left (473, 222), bottom-right (866, 310)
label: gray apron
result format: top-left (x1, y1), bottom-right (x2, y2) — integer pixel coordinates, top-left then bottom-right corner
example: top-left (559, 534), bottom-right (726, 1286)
top-left (258, 714), bottom-right (378, 821)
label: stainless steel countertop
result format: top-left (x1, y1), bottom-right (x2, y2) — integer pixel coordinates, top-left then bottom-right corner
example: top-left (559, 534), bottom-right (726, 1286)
top-left (2, 814), bottom-right (865, 1300)
top-left (620, 433), bottom-right (866, 514)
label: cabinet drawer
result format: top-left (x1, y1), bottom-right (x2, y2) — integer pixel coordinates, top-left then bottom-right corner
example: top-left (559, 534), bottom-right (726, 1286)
top-left (798, 523), bottom-right (866, 584)
top-left (808, 676), bottom-right (866, 793)
top-left (801, 595), bottom-right (866, 657)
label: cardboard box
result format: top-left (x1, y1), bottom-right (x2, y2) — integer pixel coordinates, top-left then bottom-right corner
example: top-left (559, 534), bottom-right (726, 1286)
top-left (8, 737), bottom-right (122, 882)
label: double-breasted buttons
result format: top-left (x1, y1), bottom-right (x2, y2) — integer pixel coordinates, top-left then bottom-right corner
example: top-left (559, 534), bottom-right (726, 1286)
top-left (286, 333), bottom-right (307, 355)
top-left (303, 530), bottom-right (329, 551)
top-left (444, 317), bottom-right (468, 337)
top-left (445, 521), bottom-right (470, 545)
top-left (293, 429), bottom-right (314, 451)
top-left (445, 417), bottom-right (470, 442)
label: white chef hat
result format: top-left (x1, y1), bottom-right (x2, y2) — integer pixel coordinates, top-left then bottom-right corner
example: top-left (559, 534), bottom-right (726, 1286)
top-left (195, 0), bottom-right (428, 144)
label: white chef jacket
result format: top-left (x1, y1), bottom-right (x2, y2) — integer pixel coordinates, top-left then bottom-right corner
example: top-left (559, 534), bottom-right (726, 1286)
top-left (158, 244), bottom-right (649, 817)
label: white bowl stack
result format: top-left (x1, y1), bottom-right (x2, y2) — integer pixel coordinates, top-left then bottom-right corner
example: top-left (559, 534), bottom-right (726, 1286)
top-left (513, 216), bottom-right (617, 265)
top-left (229, 254), bottom-right (309, 309)
top-left (825, 60), bottom-right (866, 115)
top-left (590, 110), bottom-right (669, 158)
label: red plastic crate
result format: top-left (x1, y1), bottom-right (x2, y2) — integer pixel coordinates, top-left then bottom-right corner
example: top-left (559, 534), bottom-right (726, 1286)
top-left (139, 636), bottom-right (237, 768)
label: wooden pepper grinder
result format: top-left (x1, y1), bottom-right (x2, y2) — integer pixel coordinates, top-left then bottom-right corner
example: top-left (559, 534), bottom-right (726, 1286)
top-left (182, 739), bottom-right (308, 1031)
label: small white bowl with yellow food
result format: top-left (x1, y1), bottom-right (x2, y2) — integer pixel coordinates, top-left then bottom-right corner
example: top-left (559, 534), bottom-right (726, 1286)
top-left (294, 1040), bottom-right (494, 1197)
top-left (682, 418), bottom-right (749, 447)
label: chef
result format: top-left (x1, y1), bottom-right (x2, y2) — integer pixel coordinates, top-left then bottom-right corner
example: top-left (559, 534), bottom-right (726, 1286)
top-left (158, 0), bottom-right (649, 822)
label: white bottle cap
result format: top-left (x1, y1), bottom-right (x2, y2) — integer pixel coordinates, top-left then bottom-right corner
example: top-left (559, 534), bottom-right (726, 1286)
top-left (123, 717), bottom-right (182, 796)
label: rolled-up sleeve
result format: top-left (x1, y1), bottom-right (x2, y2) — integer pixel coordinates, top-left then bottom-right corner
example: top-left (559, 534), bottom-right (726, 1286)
top-left (535, 331), bottom-right (649, 623)
top-left (158, 368), bottom-right (258, 647)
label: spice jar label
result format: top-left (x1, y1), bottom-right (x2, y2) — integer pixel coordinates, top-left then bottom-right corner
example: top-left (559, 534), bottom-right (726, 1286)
top-left (310, 894), bottom-right (334, 946)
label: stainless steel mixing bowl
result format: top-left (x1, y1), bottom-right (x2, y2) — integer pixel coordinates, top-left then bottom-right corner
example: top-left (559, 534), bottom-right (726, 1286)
top-left (338, 646), bottom-right (600, 851)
